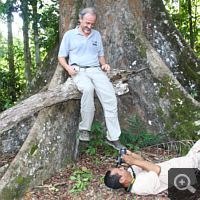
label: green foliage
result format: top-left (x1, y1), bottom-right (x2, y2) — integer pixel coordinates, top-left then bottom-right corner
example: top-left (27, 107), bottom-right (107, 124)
top-left (120, 114), bottom-right (164, 150)
top-left (0, 35), bottom-right (26, 111)
top-left (83, 122), bottom-right (118, 156)
top-left (30, 143), bottom-right (38, 155)
top-left (190, 90), bottom-right (200, 98)
top-left (0, 0), bottom-right (59, 112)
top-left (68, 168), bottom-right (92, 193)
top-left (39, 0), bottom-right (59, 52)
top-left (159, 75), bottom-right (200, 141)
top-left (163, 0), bottom-right (200, 56)
top-left (84, 122), bottom-right (106, 155)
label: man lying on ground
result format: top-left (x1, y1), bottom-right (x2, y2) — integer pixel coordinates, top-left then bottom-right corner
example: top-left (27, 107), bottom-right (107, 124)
top-left (104, 140), bottom-right (200, 195)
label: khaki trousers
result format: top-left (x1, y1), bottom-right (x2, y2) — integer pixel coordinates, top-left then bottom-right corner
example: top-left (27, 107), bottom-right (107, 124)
top-left (72, 67), bottom-right (121, 141)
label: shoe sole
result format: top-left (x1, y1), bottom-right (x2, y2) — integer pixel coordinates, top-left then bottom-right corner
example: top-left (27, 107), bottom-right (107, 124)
top-left (79, 138), bottom-right (90, 141)
top-left (105, 140), bottom-right (120, 151)
top-left (79, 136), bottom-right (90, 141)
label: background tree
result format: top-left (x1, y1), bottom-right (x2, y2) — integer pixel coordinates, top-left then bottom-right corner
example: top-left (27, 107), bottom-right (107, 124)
top-left (20, 0), bottom-right (32, 85)
top-left (31, 0), bottom-right (41, 70)
top-left (7, 0), bottom-right (16, 101)
top-left (0, 0), bottom-right (19, 103)
top-left (0, 0), bottom-right (59, 111)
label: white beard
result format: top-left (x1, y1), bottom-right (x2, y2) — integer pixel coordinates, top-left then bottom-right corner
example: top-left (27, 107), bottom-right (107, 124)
top-left (83, 29), bottom-right (91, 34)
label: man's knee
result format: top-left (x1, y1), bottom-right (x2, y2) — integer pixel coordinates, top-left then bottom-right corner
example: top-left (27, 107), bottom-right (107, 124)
top-left (82, 84), bottom-right (94, 94)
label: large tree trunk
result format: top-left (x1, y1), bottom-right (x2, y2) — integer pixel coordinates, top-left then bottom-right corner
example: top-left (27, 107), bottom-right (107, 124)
top-left (0, 0), bottom-right (200, 198)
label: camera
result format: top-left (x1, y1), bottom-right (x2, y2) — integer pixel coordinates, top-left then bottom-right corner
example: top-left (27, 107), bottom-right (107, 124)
top-left (73, 66), bottom-right (80, 72)
top-left (116, 148), bottom-right (127, 166)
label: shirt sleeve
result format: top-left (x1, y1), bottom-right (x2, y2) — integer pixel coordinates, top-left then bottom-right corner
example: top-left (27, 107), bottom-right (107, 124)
top-left (131, 171), bottom-right (161, 195)
top-left (58, 32), bottom-right (70, 57)
top-left (97, 33), bottom-right (104, 57)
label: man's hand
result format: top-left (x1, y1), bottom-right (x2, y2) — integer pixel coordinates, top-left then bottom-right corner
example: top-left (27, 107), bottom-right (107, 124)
top-left (121, 154), bottom-right (135, 166)
top-left (120, 150), bottom-right (145, 166)
top-left (58, 57), bottom-right (78, 76)
top-left (102, 64), bottom-right (110, 73)
top-left (68, 65), bottom-right (78, 76)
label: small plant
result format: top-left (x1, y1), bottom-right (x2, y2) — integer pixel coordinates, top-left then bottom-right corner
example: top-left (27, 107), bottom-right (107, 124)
top-left (68, 167), bottom-right (92, 193)
top-left (100, 175), bottom-right (105, 184)
top-left (85, 122), bottom-right (118, 156)
top-left (85, 122), bottom-right (106, 155)
top-left (120, 114), bottom-right (164, 150)
top-left (190, 90), bottom-right (200, 98)
top-left (50, 186), bottom-right (59, 192)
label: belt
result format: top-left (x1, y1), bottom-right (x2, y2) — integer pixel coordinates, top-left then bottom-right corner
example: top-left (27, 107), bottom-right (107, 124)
top-left (71, 63), bottom-right (99, 68)
top-left (81, 66), bottom-right (99, 68)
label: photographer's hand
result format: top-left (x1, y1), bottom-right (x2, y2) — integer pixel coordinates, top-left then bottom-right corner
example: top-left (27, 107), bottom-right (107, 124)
top-left (126, 150), bottom-right (145, 161)
top-left (121, 154), bottom-right (135, 166)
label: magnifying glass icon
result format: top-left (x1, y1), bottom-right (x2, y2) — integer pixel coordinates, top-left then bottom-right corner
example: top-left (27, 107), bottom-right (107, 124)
top-left (174, 174), bottom-right (196, 193)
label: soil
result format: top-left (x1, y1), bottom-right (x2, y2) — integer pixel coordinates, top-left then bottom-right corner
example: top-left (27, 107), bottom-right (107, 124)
top-left (0, 145), bottom-right (198, 200)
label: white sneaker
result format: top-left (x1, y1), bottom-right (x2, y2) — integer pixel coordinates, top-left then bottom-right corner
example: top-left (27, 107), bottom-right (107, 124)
top-left (79, 130), bottom-right (90, 141)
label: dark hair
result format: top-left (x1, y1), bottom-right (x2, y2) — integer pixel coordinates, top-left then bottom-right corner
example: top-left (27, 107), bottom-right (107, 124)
top-left (79, 7), bottom-right (98, 19)
top-left (104, 170), bottom-right (124, 189)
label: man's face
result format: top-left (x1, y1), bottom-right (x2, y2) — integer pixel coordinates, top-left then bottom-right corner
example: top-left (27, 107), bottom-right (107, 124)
top-left (110, 167), bottom-right (131, 180)
top-left (79, 13), bottom-right (96, 34)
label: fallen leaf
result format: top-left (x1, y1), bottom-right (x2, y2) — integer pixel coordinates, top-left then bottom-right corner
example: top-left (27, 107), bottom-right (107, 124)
top-left (25, 193), bottom-right (31, 198)
top-left (82, 166), bottom-right (87, 171)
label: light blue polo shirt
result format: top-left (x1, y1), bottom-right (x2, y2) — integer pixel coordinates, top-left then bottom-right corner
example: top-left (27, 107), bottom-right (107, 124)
top-left (58, 27), bottom-right (104, 67)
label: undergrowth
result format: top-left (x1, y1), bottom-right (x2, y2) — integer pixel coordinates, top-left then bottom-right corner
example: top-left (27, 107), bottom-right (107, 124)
top-left (120, 114), bottom-right (164, 151)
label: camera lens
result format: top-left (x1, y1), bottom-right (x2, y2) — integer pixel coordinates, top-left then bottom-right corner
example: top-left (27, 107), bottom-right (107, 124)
top-left (120, 148), bottom-right (126, 156)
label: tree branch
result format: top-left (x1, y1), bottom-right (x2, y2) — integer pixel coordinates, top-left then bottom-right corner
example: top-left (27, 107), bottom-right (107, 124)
top-left (0, 70), bottom-right (130, 134)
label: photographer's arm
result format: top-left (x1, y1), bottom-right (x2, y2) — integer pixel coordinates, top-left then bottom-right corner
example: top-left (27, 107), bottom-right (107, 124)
top-left (132, 159), bottom-right (161, 176)
top-left (121, 154), bottom-right (161, 176)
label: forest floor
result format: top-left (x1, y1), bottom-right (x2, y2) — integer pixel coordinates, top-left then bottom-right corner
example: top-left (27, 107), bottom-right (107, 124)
top-left (0, 144), bottom-right (199, 200)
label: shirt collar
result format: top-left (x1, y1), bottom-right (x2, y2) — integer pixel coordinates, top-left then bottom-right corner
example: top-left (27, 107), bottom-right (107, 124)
top-left (75, 26), bottom-right (80, 34)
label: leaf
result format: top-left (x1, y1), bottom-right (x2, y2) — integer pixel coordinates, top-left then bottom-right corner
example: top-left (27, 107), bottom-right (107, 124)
top-left (25, 193), bottom-right (31, 198)
top-left (84, 169), bottom-right (90, 173)
top-left (82, 166), bottom-right (87, 171)
top-left (100, 176), bottom-right (105, 183)
top-left (71, 165), bottom-right (77, 170)
top-left (81, 174), bottom-right (92, 178)
top-left (68, 189), bottom-right (75, 193)
top-left (69, 176), bottom-right (76, 180)
top-left (73, 170), bottom-right (84, 174)
top-left (50, 187), bottom-right (58, 191)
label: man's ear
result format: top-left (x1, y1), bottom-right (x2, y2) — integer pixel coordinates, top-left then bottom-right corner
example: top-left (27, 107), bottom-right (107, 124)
top-left (119, 177), bottom-right (125, 184)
